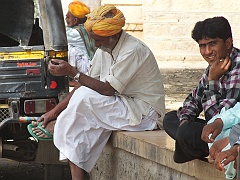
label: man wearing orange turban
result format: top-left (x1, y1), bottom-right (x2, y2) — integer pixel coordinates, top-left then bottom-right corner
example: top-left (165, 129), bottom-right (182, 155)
top-left (68, 1), bottom-right (90, 19)
top-left (28, 5), bottom-right (165, 180)
top-left (65, 0), bottom-right (96, 86)
top-left (84, 5), bottom-right (125, 37)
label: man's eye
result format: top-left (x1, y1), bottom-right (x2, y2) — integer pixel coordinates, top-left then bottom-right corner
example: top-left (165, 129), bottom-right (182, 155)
top-left (210, 41), bottom-right (217, 46)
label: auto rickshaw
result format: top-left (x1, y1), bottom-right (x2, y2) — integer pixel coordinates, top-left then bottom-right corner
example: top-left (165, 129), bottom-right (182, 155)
top-left (0, 0), bottom-right (69, 179)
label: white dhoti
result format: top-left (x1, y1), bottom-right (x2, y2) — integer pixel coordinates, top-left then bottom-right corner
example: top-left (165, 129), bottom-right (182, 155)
top-left (53, 86), bottom-right (158, 173)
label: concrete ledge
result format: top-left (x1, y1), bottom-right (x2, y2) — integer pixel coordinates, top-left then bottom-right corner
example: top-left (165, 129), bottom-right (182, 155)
top-left (90, 130), bottom-right (226, 180)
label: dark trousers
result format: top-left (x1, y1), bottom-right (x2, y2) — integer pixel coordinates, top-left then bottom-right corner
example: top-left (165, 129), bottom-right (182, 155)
top-left (163, 110), bottom-right (209, 163)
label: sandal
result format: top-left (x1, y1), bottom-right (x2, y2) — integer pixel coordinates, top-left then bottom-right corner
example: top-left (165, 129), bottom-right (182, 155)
top-left (27, 122), bottom-right (53, 141)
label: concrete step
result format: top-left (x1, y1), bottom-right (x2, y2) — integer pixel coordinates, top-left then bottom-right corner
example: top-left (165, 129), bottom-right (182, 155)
top-left (89, 130), bottom-right (226, 180)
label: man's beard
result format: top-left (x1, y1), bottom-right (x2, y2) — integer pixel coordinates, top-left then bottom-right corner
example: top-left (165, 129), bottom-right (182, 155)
top-left (99, 46), bottom-right (112, 53)
top-left (99, 37), bottom-right (116, 53)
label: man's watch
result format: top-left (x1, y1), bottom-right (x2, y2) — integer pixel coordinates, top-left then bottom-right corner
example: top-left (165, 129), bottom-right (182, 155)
top-left (73, 72), bottom-right (81, 82)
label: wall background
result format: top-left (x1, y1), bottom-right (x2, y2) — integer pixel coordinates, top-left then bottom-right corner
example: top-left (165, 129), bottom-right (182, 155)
top-left (61, 0), bottom-right (240, 65)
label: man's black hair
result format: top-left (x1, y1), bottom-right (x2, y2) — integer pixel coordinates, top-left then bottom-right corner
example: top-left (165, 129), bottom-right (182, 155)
top-left (191, 16), bottom-right (232, 42)
top-left (77, 16), bottom-right (87, 24)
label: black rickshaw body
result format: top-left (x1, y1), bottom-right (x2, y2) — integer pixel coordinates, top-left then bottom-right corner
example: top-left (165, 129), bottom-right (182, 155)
top-left (0, 0), bottom-right (69, 178)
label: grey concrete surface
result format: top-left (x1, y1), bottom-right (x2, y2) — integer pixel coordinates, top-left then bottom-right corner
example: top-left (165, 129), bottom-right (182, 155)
top-left (0, 158), bottom-right (71, 180)
top-left (90, 131), bottom-right (226, 180)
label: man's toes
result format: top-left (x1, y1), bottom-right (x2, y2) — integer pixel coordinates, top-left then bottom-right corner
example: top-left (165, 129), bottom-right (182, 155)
top-left (33, 129), bottom-right (50, 138)
top-left (37, 132), bottom-right (49, 138)
top-left (31, 121), bottom-right (39, 126)
top-left (32, 128), bottom-right (39, 133)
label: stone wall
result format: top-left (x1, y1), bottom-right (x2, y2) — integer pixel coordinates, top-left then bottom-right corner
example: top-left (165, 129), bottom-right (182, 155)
top-left (61, 0), bottom-right (240, 63)
top-left (143, 0), bottom-right (240, 62)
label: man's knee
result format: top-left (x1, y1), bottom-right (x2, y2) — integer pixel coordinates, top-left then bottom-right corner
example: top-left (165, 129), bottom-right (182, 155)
top-left (176, 121), bottom-right (208, 153)
top-left (163, 111), bottom-right (177, 127)
top-left (163, 110), bottom-right (179, 139)
top-left (175, 122), bottom-right (191, 142)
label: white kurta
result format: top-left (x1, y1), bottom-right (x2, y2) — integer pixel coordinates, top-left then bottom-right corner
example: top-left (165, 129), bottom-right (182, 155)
top-left (66, 27), bottom-right (91, 74)
top-left (54, 87), bottom-right (158, 172)
top-left (53, 31), bottom-right (165, 172)
top-left (66, 26), bottom-right (89, 60)
top-left (90, 31), bottom-right (165, 127)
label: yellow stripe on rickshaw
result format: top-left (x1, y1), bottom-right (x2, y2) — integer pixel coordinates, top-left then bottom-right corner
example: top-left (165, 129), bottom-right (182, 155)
top-left (0, 51), bottom-right (45, 60)
top-left (0, 104), bottom-right (8, 108)
top-left (48, 51), bottom-right (68, 58)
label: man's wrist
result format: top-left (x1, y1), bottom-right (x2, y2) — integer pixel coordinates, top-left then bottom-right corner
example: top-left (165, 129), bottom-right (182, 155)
top-left (69, 67), bottom-right (78, 78)
top-left (73, 72), bottom-right (81, 82)
top-left (214, 118), bottom-right (223, 128)
top-left (230, 144), bottom-right (239, 157)
top-left (208, 76), bottom-right (213, 81)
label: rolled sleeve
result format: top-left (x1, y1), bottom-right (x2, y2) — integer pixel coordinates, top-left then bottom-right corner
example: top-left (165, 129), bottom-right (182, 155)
top-left (229, 123), bottom-right (240, 146)
top-left (219, 103), bottom-right (240, 130)
top-left (105, 75), bottom-right (125, 93)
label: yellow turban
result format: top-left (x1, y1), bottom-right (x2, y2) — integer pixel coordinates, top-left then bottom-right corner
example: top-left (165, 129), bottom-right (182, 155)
top-left (84, 5), bottom-right (125, 37)
top-left (68, 1), bottom-right (90, 19)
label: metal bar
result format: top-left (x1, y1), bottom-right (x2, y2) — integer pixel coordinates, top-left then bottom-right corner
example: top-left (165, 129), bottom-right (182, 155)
top-left (0, 117), bottom-right (39, 130)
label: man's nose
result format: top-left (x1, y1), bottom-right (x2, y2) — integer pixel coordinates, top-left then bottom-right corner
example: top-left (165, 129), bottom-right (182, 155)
top-left (204, 45), bottom-right (212, 54)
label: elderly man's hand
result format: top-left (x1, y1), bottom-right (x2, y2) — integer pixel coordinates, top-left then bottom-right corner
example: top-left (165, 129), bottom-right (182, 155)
top-left (214, 145), bottom-right (239, 171)
top-left (208, 55), bottom-right (231, 81)
top-left (37, 109), bottom-right (58, 128)
top-left (201, 118), bottom-right (223, 143)
top-left (48, 59), bottom-right (75, 77)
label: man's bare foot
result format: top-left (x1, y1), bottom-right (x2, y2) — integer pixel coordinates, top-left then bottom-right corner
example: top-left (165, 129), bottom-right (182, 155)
top-left (31, 121), bottom-right (56, 139)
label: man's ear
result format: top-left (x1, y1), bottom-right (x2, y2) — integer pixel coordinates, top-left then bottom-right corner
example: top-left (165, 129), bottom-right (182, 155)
top-left (74, 18), bottom-right (78, 25)
top-left (226, 37), bottom-right (233, 50)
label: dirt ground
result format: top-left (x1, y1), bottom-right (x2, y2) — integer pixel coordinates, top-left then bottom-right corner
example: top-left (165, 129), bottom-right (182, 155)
top-left (160, 68), bottom-right (205, 112)
top-left (0, 68), bottom-right (205, 180)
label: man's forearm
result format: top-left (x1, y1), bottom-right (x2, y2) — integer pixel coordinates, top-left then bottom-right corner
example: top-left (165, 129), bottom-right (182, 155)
top-left (54, 86), bottom-right (79, 115)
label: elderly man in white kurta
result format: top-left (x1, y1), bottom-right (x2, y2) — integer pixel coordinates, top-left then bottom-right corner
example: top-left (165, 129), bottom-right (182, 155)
top-left (28, 5), bottom-right (165, 180)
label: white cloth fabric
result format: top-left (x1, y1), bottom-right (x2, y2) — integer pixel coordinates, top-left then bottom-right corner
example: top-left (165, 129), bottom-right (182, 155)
top-left (54, 86), bottom-right (158, 172)
top-left (68, 45), bottom-right (90, 74)
top-left (66, 27), bottom-right (91, 74)
top-left (89, 31), bottom-right (165, 127)
top-left (66, 26), bottom-right (89, 59)
top-left (54, 31), bottom-right (165, 172)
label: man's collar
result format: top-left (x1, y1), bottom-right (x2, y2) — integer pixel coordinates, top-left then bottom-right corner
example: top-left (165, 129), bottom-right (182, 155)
top-left (111, 31), bottom-right (126, 59)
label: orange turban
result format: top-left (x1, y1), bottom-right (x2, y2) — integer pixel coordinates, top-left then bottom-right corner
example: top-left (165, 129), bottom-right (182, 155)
top-left (84, 5), bottom-right (125, 37)
top-left (68, 1), bottom-right (90, 19)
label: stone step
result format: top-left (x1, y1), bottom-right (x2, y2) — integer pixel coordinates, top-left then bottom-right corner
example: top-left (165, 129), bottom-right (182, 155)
top-left (90, 130), bottom-right (226, 180)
